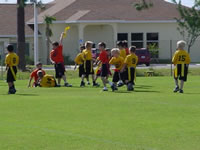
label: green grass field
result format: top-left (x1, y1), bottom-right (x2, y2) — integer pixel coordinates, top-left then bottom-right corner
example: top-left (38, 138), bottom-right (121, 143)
top-left (0, 76), bottom-right (200, 150)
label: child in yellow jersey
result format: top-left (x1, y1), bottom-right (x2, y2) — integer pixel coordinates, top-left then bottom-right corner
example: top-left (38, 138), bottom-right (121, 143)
top-left (36, 71), bottom-right (57, 87)
top-left (121, 46), bottom-right (138, 91)
top-left (117, 41), bottom-right (127, 59)
top-left (172, 40), bottom-right (190, 93)
top-left (74, 45), bottom-right (90, 86)
top-left (109, 48), bottom-right (124, 91)
top-left (81, 41), bottom-right (99, 87)
top-left (117, 41), bottom-right (127, 87)
top-left (5, 44), bottom-right (19, 94)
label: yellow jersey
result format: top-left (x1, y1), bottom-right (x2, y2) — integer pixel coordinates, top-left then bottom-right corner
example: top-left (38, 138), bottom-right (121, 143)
top-left (40, 74), bottom-right (56, 87)
top-left (74, 53), bottom-right (84, 65)
top-left (109, 56), bottom-right (124, 70)
top-left (82, 49), bottom-right (92, 61)
top-left (5, 52), bottom-right (19, 67)
top-left (124, 53), bottom-right (138, 68)
top-left (120, 49), bottom-right (126, 59)
top-left (172, 49), bottom-right (190, 65)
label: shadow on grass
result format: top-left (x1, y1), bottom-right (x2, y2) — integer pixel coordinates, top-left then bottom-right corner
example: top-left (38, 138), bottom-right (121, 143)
top-left (0, 93), bottom-right (39, 96)
top-left (113, 91), bottom-right (131, 94)
top-left (183, 92), bottom-right (200, 95)
top-left (135, 85), bottom-right (153, 89)
top-left (134, 90), bottom-right (160, 93)
top-left (16, 94), bottom-right (39, 96)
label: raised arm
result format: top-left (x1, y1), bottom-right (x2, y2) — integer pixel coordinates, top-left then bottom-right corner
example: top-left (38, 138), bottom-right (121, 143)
top-left (59, 32), bottom-right (65, 45)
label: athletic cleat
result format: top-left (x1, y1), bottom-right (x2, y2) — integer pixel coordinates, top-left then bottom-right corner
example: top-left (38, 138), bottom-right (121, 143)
top-left (127, 83), bottom-right (134, 91)
top-left (80, 81), bottom-right (85, 87)
top-left (8, 88), bottom-right (16, 94)
top-left (117, 81), bottom-right (124, 87)
top-left (64, 83), bottom-right (72, 87)
top-left (93, 82), bottom-right (100, 87)
top-left (103, 87), bottom-right (108, 91)
top-left (111, 84), bottom-right (115, 92)
top-left (114, 86), bottom-right (118, 91)
top-left (87, 82), bottom-right (90, 85)
top-left (173, 86), bottom-right (179, 93)
top-left (56, 84), bottom-right (61, 87)
top-left (179, 89), bottom-right (184, 93)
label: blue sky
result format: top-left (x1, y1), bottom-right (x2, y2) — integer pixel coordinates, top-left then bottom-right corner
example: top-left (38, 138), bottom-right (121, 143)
top-left (0, 0), bottom-right (195, 7)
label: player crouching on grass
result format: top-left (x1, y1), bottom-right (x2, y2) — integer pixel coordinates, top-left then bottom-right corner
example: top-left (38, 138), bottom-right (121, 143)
top-left (50, 32), bottom-right (72, 87)
top-left (28, 62), bottom-right (45, 87)
top-left (172, 40), bottom-right (191, 93)
top-left (36, 70), bottom-right (57, 87)
top-left (109, 48), bottom-right (124, 92)
top-left (121, 46), bottom-right (138, 91)
top-left (5, 44), bottom-right (19, 94)
top-left (80, 41), bottom-right (99, 87)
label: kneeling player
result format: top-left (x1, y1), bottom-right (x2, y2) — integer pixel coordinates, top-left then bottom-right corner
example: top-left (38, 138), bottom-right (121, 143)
top-left (28, 62), bottom-right (45, 87)
top-left (37, 71), bottom-right (57, 87)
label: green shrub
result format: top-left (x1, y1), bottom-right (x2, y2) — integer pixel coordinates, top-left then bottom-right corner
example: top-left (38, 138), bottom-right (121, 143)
top-left (25, 55), bottom-right (34, 65)
top-left (63, 55), bottom-right (74, 65)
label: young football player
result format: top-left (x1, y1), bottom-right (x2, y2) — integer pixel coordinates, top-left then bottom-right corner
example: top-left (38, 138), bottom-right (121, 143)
top-left (50, 32), bottom-right (72, 87)
top-left (74, 45), bottom-right (90, 86)
top-left (5, 44), bottom-right (19, 94)
top-left (81, 41), bottom-right (99, 87)
top-left (109, 48), bottom-right (124, 91)
top-left (172, 40), bottom-right (190, 93)
top-left (28, 62), bottom-right (45, 87)
top-left (121, 46), bottom-right (138, 91)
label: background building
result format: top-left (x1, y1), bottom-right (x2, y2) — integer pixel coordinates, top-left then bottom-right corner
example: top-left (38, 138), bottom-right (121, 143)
top-left (0, 0), bottom-right (200, 64)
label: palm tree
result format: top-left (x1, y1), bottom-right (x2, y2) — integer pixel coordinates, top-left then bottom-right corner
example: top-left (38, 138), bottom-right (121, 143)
top-left (44, 15), bottom-right (56, 64)
top-left (17, 0), bottom-right (27, 71)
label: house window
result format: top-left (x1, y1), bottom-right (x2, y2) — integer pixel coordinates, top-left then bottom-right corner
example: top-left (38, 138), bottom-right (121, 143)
top-left (146, 33), bottom-right (159, 48)
top-left (117, 33), bottom-right (128, 41)
top-left (131, 33), bottom-right (143, 48)
top-left (11, 43), bottom-right (30, 56)
top-left (146, 33), bottom-right (159, 58)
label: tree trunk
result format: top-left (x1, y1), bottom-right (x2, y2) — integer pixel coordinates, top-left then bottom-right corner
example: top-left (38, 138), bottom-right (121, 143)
top-left (17, 0), bottom-right (26, 71)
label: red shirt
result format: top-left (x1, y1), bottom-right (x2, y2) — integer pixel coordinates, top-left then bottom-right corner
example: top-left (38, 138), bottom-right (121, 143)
top-left (125, 48), bottom-right (129, 55)
top-left (99, 50), bottom-right (109, 64)
top-left (50, 45), bottom-right (64, 63)
top-left (31, 69), bottom-right (46, 83)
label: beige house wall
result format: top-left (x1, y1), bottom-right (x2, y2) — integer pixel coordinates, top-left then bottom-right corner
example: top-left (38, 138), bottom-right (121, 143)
top-left (37, 22), bottom-right (200, 64)
top-left (38, 23), bottom-right (79, 64)
top-left (117, 23), bottom-right (200, 62)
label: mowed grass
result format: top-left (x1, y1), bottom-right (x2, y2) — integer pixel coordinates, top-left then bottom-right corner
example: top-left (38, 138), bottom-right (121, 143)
top-left (0, 76), bottom-right (200, 150)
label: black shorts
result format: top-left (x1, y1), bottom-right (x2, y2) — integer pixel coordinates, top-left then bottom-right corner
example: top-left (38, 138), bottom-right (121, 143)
top-left (101, 64), bottom-right (109, 77)
top-left (55, 63), bottom-right (65, 78)
top-left (84, 60), bottom-right (94, 75)
top-left (79, 64), bottom-right (84, 77)
top-left (124, 67), bottom-right (135, 84)
top-left (174, 64), bottom-right (188, 81)
top-left (7, 66), bottom-right (17, 82)
top-left (112, 71), bottom-right (124, 83)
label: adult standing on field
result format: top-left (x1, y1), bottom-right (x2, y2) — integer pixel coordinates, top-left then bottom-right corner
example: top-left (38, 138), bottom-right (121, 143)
top-left (50, 32), bottom-right (72, 87)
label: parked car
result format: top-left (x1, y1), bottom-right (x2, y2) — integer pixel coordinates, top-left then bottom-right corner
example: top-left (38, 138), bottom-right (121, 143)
top-left (135, 48), bottom-right (151, 66)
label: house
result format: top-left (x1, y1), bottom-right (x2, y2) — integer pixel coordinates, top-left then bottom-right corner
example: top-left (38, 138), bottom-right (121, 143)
top-left (0, 0), bottom-right (199, 64)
